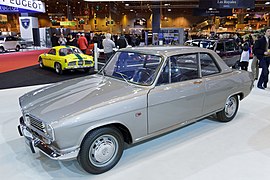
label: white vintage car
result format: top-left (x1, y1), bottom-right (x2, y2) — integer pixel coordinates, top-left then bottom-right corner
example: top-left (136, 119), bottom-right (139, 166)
top-left (18, 46), bottom-right (253, 174)
top-left (0, 36), bottom-right (21, 52)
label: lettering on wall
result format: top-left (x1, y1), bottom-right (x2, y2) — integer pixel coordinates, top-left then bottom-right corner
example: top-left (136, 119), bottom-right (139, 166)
top-left (0, 0), bottom-right (45, 13)
top-left (0, 5), bottom-right (19, 12)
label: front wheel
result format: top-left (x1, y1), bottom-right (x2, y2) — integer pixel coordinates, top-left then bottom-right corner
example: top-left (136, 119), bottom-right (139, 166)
top-left (78, 127), bottom-right (124, 174)
top-left (216, 95), bottom-right (239, 122)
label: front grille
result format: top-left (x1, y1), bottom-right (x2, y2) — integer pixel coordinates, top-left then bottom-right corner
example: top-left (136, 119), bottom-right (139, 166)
top-left (68, 61), bottom-right (76, 66)
top-left (28, 116), bottom-right (45, 133)
top-left (85, 60), bottom-right (92, 65)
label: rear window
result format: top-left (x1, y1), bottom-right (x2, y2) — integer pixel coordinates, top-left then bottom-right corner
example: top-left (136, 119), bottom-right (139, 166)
top-left (59, 48), bottom-right (73, 56)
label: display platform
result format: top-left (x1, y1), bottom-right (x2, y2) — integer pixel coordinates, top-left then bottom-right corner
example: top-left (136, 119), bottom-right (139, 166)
top-left (0, 80), bottom-right (270, 179)
top-left (0, 49), bottom-right (95, 90)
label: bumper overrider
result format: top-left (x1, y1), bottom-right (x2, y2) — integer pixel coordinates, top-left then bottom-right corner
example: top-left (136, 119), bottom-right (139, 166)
top-left (17, 116), bottom-right (79, 160)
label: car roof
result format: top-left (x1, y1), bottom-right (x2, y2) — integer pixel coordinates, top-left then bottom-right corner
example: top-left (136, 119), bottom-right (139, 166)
top-left (119, 46), bottom-right (213, 57)
top-left (52, 46), bottom-right (77, 50)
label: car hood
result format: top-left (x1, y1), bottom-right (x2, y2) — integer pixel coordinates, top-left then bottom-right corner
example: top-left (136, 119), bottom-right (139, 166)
top-left (19, 74), bottom-right (147, 123)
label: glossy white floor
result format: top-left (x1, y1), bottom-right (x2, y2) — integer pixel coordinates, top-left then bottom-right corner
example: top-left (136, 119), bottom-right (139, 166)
top-left (1, 80), bottom-right (270, 180)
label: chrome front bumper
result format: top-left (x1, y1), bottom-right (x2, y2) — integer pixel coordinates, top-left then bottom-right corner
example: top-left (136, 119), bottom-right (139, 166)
top-left (18, 117), bottom-right (79, 160)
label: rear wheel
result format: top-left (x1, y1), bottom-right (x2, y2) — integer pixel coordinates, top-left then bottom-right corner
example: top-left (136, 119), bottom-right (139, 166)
top-left (78, 127), bottom-right (124, 174)
top-left (38, 57), bottom-right (44, 68)
top-left (216, 95), bottom-right (239, 122)
top-left (55, 62), bottom-right (63, 75)
top-left (0, 46), bottom-right (5, 53)
top-left (83, 68), bottom-right (91, 73)
top-left (15, 45), bottom-right (20, 52)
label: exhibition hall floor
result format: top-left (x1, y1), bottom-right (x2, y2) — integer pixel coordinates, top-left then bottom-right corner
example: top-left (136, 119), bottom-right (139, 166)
top-left (1, 81), bottom-right (270, 180)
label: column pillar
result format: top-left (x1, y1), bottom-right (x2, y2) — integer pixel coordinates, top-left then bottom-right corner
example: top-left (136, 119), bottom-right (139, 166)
top-left (152, 7), bottom-right (160, 34)
top-left (152, 3), bottom-right (160, 45)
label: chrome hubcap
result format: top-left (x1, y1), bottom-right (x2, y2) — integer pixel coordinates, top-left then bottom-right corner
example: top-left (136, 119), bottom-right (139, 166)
top-left (225, 97), bottom-right (237, 118)
top-left (39, 60), bottom-right (43, 67)
top-left (55, 64), bottom-right (60, 73)
top-left (89, 135), bottom-right (118, 167)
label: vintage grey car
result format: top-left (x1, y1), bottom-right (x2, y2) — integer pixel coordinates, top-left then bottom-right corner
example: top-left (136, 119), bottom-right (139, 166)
top-left (18, 46), bottom-right (253, 174)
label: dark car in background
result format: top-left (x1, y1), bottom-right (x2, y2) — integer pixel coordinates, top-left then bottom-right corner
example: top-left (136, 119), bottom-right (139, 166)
top-left (185, 38), bottom-right (241, 68)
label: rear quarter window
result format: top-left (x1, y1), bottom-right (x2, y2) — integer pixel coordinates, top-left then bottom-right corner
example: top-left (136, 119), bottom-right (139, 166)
top-left (200, 53), bottom-right (220, 76)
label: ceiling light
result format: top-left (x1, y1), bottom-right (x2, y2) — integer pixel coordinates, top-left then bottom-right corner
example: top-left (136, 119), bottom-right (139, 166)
top-left (130, 9), bottom-right (134, 12)
top-left (265, 2), bottom-right (270, 5)
top-left (125, 4), bottom-right (129, 6)
top-left (168, 9), bottom-right (171, 12)
top-left (164, 3), bottom-right (170, 6)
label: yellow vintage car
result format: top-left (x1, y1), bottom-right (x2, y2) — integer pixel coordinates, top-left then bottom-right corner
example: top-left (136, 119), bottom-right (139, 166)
top-left (38, 46), bottom-right (94, 74)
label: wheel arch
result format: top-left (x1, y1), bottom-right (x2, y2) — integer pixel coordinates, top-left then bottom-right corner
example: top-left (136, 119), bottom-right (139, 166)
top-left (54, 61), bottom-right (63, 69)
top-left (231, 92), bottom-right (244, 101)
top-left (0, 45), bottom-right (5, 51)
top-left (79, 123), bottom-right (133, 148)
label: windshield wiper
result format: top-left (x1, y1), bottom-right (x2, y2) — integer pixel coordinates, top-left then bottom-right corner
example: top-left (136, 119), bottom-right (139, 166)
top-left (114, 72), bottom-right (132, 85)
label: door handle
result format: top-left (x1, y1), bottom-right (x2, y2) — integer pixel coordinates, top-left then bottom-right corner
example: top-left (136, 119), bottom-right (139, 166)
top-left (193, 80), bottom-right (202, 85)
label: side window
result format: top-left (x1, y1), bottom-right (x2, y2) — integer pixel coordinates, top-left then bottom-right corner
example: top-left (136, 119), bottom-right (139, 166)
top-left (225, 41), bottom-right (235, 51)
top-left (48, 49), bottom-right (56, 55)
top-left (172, 54), bottom-right (198, 82)
top-left (157, 54), bottom-right (199, 85)
top-left (200, 53), bottom-right (220, 76)
top-left (10, 36), bottom-right (16, 41)
top-left (216, 42), bottom-right (224, 52)
top-left (6, 37), bottom-right (12, 41)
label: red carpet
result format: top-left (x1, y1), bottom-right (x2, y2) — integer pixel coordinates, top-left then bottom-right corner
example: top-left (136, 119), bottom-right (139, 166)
top-left (0, 49), bottom-right (49, 73)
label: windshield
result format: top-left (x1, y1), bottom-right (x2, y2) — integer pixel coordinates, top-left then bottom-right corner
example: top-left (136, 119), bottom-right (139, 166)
top-left (101, 51), bottom-right (163, 86)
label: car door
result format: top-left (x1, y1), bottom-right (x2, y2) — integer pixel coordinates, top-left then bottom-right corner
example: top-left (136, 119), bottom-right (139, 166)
top-left (224, 40), bottom-right (241, 67)
top-left (43, 49), bottom-right (56, 68)
top-left (147, 53), bottom-right (205, 134)
top-left (5, 36), bottom-right (14, 50)
top-left (199, 52), bottom-right (229, 114)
